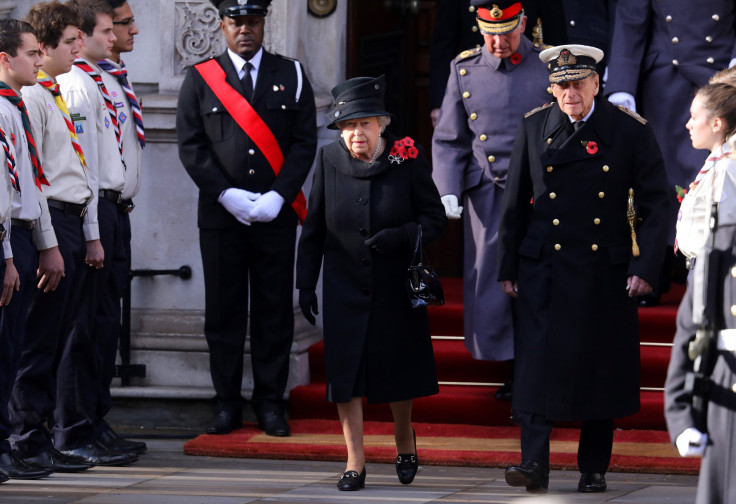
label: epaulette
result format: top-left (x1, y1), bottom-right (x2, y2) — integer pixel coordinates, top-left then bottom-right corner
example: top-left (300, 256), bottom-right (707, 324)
top-left (524, 102), bottom-right (554, 118)
top-left (616, 105), bottom-right (647, 125)
top-left (455, 47), bottom-right (482, 61)
top-left (531, 42), bottom-right (553, 53)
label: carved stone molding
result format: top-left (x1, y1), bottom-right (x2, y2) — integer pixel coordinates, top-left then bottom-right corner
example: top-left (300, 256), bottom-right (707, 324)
top-left (174, 1), bottom-right (225, 74)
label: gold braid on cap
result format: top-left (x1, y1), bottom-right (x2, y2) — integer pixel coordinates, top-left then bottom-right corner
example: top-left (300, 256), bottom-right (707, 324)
top-left (627, 188), bottom-right (640, 257)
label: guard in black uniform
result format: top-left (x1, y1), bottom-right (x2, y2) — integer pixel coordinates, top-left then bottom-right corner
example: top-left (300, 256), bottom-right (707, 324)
top-left (176, 0), bottom-right (317, 437)
top-left (498, 44), bottom-right (670, 494)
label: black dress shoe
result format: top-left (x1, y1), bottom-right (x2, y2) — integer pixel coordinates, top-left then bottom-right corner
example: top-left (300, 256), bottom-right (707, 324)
top-left (396, 427), bottom-right (418, 484)
top-left (578, 472), bottom-right (607, 492)
top-left (0, 452), bottom-right (52, 479)
top-left (495, 379), bottom-right (513, 401)
top-left (505, 460), bottom-right (549, 493)
top-left (97, 430), bottom-right (147, 455)
top-left (336, 468), bottom-right (366, 491)
top-left (60, 442), bottom-right (138, 467)
top-left (23, 447), bottom-right (93, 473)
top-left (206, 410), bottom-right (242, 435)
top-left (257, 410), bottom-right (290, 437)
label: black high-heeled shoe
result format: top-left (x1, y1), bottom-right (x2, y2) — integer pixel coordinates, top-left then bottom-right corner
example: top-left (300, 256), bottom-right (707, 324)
top-left (336, 467), bottom-right (366, 491)
top-left (396, 427), bottom-right (418, 484)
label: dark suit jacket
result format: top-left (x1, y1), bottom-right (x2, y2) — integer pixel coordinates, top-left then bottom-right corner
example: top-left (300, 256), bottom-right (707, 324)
top-left (498, 98), bottom-right (670, 420)
top-left (176, 50), bottom-right (317, 228)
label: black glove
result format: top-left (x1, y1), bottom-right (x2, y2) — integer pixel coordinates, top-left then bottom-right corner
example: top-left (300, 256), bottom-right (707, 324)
top-left (364, 227), bottom-right (407, 253)
top-left (299, 289), bottom-right (319, 325)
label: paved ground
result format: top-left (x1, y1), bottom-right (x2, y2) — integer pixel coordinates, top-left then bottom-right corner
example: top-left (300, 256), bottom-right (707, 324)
top-left (0, 438), bottom-right (700, 504)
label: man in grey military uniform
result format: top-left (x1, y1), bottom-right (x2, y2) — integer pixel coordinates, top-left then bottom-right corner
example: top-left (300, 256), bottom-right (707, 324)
top-left (431, 0), bottom-right (550, 398)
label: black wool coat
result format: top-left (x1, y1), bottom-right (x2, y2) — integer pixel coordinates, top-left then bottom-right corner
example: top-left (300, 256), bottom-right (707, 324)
top-left (296, 136), bottom-right (447, 403)
top-left (498, 98), bottom-right (670, 421)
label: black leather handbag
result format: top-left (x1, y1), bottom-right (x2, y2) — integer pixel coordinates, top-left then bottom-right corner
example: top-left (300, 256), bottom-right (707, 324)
top-left (406, 225), bottom-right (445, 308)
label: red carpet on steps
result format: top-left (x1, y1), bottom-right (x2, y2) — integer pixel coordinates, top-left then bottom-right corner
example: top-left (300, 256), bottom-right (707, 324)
top-left (289, 278), bottom-right (685, 431)
top-left (184, 278), bottom-right (693, 472)
top-left (183, 419), bottom-right (700, 475)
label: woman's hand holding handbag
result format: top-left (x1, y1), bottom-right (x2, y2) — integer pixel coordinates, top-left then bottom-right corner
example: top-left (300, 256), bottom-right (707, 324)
top-left (406, 225), bottom-right (444, 308)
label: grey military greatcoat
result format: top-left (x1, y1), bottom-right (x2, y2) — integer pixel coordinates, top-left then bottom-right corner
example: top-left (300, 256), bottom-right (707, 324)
top-left (432, 35), bottom-right (550, 361)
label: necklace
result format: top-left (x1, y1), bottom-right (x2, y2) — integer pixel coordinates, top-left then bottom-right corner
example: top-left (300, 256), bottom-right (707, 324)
top-left (369, 136), bottom-right (383, 164)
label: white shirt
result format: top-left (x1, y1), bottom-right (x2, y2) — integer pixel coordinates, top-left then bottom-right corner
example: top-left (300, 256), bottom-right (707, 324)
top-left (100, 60), bottom-right (142, 200)
top-left (23, 81), bottom-right (96, 244)
top-left (228, 47), bottom-right (263, 89)
top-left (0, 93), bottom-right (47, 257)
top-left (0, 117), bottom-right (15, 259)
top-left (58, 60), bottom-right (126, 223)
top-left (676, 142), bottom-right (736, 259)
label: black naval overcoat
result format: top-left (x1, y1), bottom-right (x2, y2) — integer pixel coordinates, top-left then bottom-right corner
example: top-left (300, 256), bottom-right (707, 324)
top-left (296, 135), bottom-right (446, 404)
top-left (498, 97), bottom-right (670, 421)
top-left (665, 219), bottom-right (736, 504)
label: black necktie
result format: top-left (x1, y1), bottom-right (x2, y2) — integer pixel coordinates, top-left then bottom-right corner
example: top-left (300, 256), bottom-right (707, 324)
top-left (573, 120), bottom-right (585, 131)
top-left (241, 61), bottom-right (253, 101)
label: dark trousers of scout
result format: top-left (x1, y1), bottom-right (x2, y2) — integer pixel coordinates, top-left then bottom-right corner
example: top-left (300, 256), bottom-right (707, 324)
top-left (9, 209), bottom-right (90, 456)
top-left (517, 410), bottom-right (615, 473)
top-left (92, 203), bottom-right (130, 438)
top-left (199, 224), bottom-right (296, 416)
top-left (0, 244), bottom-right (10, 455)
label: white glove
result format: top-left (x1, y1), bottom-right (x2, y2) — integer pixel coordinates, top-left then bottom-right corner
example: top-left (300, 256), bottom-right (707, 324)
top-left (729, 58), bottom-right (736, 68)
top-left (675, 427), bottom-right (708, 457)
top-left (608, 91), bottom-right (637, 113)
top-left (249, 190), bottom-right (285, 223)
top-left (441, 194), bottom-right (463, 219)
top-left (218, 188), bottom-right (261, 225)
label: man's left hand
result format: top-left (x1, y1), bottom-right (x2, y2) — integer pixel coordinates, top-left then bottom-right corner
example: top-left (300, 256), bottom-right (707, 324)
top-left (249, 190), bottom-right (285, 222)
top-left (37, 246), bottom-right (65, 293)
top-left (626, 275), bottom-right (652, 297)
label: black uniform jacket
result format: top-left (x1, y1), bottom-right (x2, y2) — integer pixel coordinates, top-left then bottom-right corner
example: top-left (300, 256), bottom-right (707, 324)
top-left (498, 98), bottom-right (670, 420)
top-left (176, 50), bottom-right (317, 229)
top-left (296, 136), bottom-right (446, 403)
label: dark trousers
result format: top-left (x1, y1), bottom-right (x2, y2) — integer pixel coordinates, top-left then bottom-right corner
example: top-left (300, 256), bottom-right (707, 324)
top-left (1, 229), bottom-right (38, 454)
top-left (200, 224), bottom-right (296, 415)
top-left (93, 208), bottom-right (129, 436)
top-left (0, 245), bottom-right (9, 454)
top-left (516, 410), bottom-right (614, 473)
top-left (2, 230), bottom-right (36, 453)
top-left (9, 211), bottom-right (89, 455)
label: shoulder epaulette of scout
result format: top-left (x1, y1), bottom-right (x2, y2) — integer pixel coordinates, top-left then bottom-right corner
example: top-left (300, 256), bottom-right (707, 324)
top-left (616, 105), bottom-right (647, 125)
top-left (524, 102), bottom-right (554, 118)
top-left (455, 47), bottom-right (482, 61)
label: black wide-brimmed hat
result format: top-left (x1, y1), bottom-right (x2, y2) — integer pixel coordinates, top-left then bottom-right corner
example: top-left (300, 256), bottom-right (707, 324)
top-left (539, 44), bottom-right (604, 83)
top-left (210, 0), bottom-right (271, 18)
top-left (327, 75), bottom-right (393, 130)
top-left (472, 1), bottom-right (524, 35)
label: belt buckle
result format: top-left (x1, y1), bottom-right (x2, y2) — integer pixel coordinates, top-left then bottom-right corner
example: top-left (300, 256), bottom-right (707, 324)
top-left (116, 193), bottom-right (123, 204)
top-left (80, 205), bottom-right (88, 218)
top-left (0, 229), bottom-right (6, 241)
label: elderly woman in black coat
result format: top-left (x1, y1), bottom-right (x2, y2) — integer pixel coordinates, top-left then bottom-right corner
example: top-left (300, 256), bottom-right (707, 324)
top-left (296, 75), bottom-right (446, 491)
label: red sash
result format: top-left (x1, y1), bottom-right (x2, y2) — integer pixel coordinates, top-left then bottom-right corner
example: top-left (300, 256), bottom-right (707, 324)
top-left (194, 59), bottom-right (307, 224)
